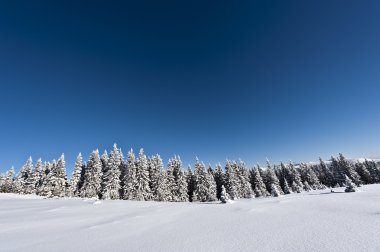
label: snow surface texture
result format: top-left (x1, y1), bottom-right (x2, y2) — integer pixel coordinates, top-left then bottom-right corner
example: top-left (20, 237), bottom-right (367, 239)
top-left (1, 185), bottom-right (380, 252)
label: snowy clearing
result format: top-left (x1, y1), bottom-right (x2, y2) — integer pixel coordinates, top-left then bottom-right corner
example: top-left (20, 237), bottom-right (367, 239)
top-left (1, 185), bottom-right (380, 252)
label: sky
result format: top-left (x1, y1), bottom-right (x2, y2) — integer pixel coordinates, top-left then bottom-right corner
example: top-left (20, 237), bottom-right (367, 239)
top-left (1, 1), bottom-right (380, 174)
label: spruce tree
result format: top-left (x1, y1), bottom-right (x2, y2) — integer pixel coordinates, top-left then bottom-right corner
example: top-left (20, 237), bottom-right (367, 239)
top-left (0, 167), bottom-right (15, 193)
top-left (16, 157), bottom-right (34, 194)
top-left (69, 153), bottom-right (84, 197)
top-left (224, 160), bottom-right (239, 200)
top-left (265, 161), bottom-right (284, 195)
top-left (186, 165), bottom-right (196, 202)
top-left (150, 154), bottom-right (170, 201)
top-left (250, 166), bottom-right (269, 197)
top-left (318, 157), bottom-right (335, 187)
top-left (33, 159), bottom-right (44, 193)
top-left (193, 158), bottom-right (216, 202)
top-left (271, 183), bottom-right (280, 197)
top-left (167, 156), bottom-right (189, 202)
top-left (220, 185), bottom-right (229, 203)
top-left (237, 160), bottom-right (253, 198)
top-left (344, 175), bottom-right (357, 192)
top-left (124, 149), bottom-right (137, 200)
top-left (132, 149), bottom-right (152, 201)
top-left (50, 154), bottom-right (68, 197)
top-left (81, 150), bottom-right (103, 198)
top-left (355, 162), bottom-right (372, 184)
top-left (330, 156), bottom-right (345, 187)
top-left (300, 163), bottom-right (323, 190)
top-left (101, 144), bottom-right (122, 200)
top-left (338, 153), bottom-right (362, 186)
top-left (213, 163), bottom-right (224, 200)
top-left (364, 159), bottom-right (380, 183)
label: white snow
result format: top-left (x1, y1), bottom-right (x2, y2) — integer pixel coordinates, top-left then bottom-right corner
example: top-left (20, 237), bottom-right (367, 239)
top-left (1, 185), bottom-right (380, 252)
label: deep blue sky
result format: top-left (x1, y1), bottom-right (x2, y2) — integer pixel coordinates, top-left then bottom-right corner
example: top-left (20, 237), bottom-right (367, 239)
top-left (1, 1), bottom-right (380, 174)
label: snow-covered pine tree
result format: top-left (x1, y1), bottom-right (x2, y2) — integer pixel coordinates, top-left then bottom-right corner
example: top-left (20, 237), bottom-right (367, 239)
top-left (124, 149), bottom-right (137, 200)
top-left (318, 157), bottom-right (335, 187)
top-left (167, 156), bottom-right (189, 202)
top-left (101, 144), bottom-right (122, 200)
top-left (271, 183), bottom-right (280, 197)
top-left (33, 159), bottom-right (44, 193)
top-left (287, 161), bottom-right (303, 193)
top-left (330, 156), bottom-right (346, 187)
top-left (118, 148), bottom-right (127, 199)
top-left (237, 160), bottom-right (253, 198)
top-left (338, 153), bottom-right (362, 186)
top-left (303, 181), bottom-right (312, 192)
top-left (131, 149), bottom-right (152, 201)
top-left (213, 163), bottom-right (224, 200)
top-left (50, 154), bottom-right (68, 197)
top-left (15, 157), bottom-right (34, 194)
top-left (101, 150), bottom-right (109, 174)
top-left (68, 153), bottom-right (84, 197)
top-left (206, 166), bottom-right (217, 201)
top-left (24, 158), bottom-right (37, 194)
top-left (193, 158), bottom-right (216, 202)
top-left (0, 167), bottom-right (15, 193)
top-left (364, 159), bottom-right (380, 183)
top-left (186, 165), bottom-right (196, 202)
top-left (299, 162), bottom-right (324, 190)
top-left (282, 179), bottom-right (291, 194)
top-left (249, 166), bottom-right (269, 197)
top-left (37, 162), bottom-right (52, 196)
top-left (355, 161), bottom-right (372, 184)
top-left (344, 175), bottom-right (357, 192)
top-left (220, 185), bottom-right (229, 203)
top-left (149, 154), bottom-right (170, 201)
top-left (265, 160), bottom-right (284, 195)
top-left (224, 160), bottom-right (239, 200)
top-left (80, 150), bottom-right (103, 199)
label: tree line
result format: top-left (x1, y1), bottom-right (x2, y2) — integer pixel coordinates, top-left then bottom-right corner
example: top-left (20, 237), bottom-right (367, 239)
top-left (1, 144), bottom-right (379, 201)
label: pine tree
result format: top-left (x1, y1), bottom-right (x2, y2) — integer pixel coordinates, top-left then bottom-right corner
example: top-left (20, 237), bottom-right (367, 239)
top-left (338, 153), bottom-right (362, 186)
top-left (355, 162), bottom-right (372, 184)
top-left (330, 156), bottom-right (345, 187)
top-left (16, 157), bottom-right (34, 194)
top-left (101, 144), bottom-right (122, 200)
top-left (124, 149), bottom-right (137, 200)
top-left (149, 154), bottom-right (170, 201)
top-left (50, 154), bottom-right (68, 197)
top-left (300, 163), bottom-right (324, 190)
top-left (129, 149), bottom-right (152, 201)
top-left (283, 180), bottom-right (291, 194)
top-left (167, 156), bottom-right (189, 202)
top-left (33, 159), bottom-right (44, 192)
top-left (186, 165), bottom-right (196, 202)
top-left (265, 161), bottom-right (284, 195)
top-left (68, 153), bottom-right (84, 197)
top-left (237, 160), bottom-right (253, 198)
top-left (288, 161), bottom-right (303, 193)
top-left (318, 157), bottom-right (335, 187)
top-left (271, 183), bottom-right (280, 197)
top-left (303, 181), bottom-right (312, 192)
top-left (0, 167), bottom-right (15, 193)
top-left (37, 162), bottom-right (52, 196)
top-left (213, 163), bottom-right (224, 200)
top-left (224, 160), bottom-right (239, 200)
top-left (81, 150), bottom-right (103, 198)
top-left (206, 166), bottom-right (217, 201)
top-left (193, 158), bottom-right (216, 202)
top-left (101, 150), bottom-right (109, 174)
top-left (249, 166), bottom-right (269, 197)
top-left (220, 185), bottom-right (229, 203)
top-left (364, 159), bottom-right (380, 183)
top-left (344, 175), bottom-right (357, 192)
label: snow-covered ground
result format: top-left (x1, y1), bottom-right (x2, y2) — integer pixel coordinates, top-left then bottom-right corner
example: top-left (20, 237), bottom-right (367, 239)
top-left (1, 185), bottom-right (380, 252)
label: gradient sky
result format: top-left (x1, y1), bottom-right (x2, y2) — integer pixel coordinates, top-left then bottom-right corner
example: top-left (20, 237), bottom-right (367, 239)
top-left (1, 1), bottom-right (380, 174)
